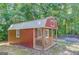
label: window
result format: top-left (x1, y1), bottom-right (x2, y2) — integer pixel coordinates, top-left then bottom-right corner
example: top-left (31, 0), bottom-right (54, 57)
top-left (44, 29), bottom-right (49, 38)
top-left (49, 29), bottom-right (53, 36)
top-left (35, 29), bottom-right (42, 38)
top-left (16, 29), bottom-right (20, 38)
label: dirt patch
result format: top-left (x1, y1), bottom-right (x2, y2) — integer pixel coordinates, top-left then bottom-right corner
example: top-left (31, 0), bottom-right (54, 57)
top-left (0, 40), bottom-right (79, 55)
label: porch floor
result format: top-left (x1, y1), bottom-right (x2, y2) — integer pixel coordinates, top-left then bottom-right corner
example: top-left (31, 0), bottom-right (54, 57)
top-left (34, 40), bottom-right (56, 50)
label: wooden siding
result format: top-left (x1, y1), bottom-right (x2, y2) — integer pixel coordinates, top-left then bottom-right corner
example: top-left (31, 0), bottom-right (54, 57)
top-left (8, 29), bottom-right (33, 48)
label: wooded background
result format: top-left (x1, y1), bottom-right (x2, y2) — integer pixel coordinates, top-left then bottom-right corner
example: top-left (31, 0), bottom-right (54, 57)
top-left (0, 3), bottom-right (79, 41)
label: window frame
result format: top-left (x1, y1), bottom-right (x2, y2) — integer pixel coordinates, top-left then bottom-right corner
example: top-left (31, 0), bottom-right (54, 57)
top-left (35, 28), bottom-right (42, 39)
top-left (44, 29), bottom-right (49, 38)
top-left (49, 29), bottom-right (53, 37)
top-left (16, 29), bottom-right (20, 38)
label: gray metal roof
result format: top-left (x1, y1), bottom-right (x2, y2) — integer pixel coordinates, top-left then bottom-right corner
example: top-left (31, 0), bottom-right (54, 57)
top-left (8, 18), bottom-right (47, 30)
top-left (8, 17), bottom-right (57, 30)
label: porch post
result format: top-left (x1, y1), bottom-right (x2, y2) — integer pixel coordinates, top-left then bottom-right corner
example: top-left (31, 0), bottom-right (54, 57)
top-left (33, 28), bottom-right (35, 48)
top-left (41, 28), bottom-right (45, 49)
top-left (55, 29), bottom-right (58, 41)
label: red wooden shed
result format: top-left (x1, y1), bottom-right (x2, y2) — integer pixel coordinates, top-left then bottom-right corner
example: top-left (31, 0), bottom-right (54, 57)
top-left (8, 16), bottom-right (58, 50)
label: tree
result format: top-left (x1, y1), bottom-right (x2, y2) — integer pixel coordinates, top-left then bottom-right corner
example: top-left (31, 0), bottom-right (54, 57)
top-left (0, 3), bottom-right (79, 41)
